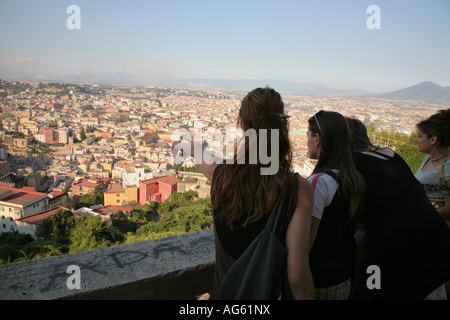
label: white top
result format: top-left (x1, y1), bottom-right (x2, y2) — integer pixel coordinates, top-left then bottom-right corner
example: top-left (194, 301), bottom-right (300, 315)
top-left (307, 170), bottom-right (339, 220)
top-left (415, 156), bottom-right (450, 208)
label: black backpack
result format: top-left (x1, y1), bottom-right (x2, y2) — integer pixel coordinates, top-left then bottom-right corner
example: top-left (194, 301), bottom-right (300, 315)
top-left (218, 179), bottom-right (298, 300)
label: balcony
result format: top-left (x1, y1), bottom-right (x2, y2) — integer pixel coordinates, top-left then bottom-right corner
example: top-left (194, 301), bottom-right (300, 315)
top-left (0, 229), bottom-right (215, 300)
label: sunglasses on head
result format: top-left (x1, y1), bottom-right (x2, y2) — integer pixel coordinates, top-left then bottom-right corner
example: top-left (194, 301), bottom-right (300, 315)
top-left (313, 113), bottom-right (322, 131)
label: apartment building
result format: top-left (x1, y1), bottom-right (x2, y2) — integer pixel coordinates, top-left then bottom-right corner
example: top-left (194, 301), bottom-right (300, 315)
top-left (139, 175), bottom-right (180, 205)
top-left (36, 127), bottom-right (69, 144)
top-left (15, 206), bottom-right (69, 238)
top-left (19, 118), bottom-right (39, 136)
top-left (0, 186), bottom-right (49, 234)
top-left (69, 177), bottom-right (111, 204)
top-left (121, 163), bottom-right (153, 187)
top-left (2, 135), bottom-right (29, 148)
top-left (104, 183), bottom-right (138, 206)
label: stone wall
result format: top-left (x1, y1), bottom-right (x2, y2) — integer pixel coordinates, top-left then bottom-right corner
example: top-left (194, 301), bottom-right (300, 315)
top-left (0, 229), bottom-right (215, 300)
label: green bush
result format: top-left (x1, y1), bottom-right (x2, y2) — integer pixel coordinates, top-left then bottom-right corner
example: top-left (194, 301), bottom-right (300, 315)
top-left (1, 191), bottom-right (212, 264)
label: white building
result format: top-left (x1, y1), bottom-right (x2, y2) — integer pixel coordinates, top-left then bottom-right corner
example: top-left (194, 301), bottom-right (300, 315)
top-left (57, 128), bottom-right (69, 144)
top-left (34, 133), bottom-right (46, 143)
top-left (0, 187), bottom-right (49, 234)
top-left (15, 206), bottom-right (70, 239)
top-left (121, 163), bottom-right (153, 187)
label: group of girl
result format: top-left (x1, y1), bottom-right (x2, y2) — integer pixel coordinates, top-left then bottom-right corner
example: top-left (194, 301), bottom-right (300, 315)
top-left (174, 87), bottom-right (450, 300)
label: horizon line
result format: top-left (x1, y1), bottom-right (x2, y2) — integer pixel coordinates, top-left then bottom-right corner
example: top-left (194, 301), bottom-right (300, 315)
top-left (1, 75), bottom-right (448, 96)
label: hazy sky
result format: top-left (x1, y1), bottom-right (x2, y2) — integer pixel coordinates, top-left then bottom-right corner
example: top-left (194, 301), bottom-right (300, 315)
top-left (1, 0), bottom-right (449, 92)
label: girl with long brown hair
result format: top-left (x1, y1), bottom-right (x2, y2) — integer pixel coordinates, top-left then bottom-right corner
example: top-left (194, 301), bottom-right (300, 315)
top-left (306, 110), bottom-right (365, 299)
top-left (174, 87), bottom-right (314, 299)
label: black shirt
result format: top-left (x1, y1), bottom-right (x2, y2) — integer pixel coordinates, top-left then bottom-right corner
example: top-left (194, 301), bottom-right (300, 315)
top-left (352, 151), bottom-right (450, 299)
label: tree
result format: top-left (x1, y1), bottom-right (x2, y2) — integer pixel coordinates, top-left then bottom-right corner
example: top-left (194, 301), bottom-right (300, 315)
top-left (0, 232), bottom-right (68, 265)
top-left (394, 143), bottom-right (424, 174)
top-left (1, 191), bottom-right (213, 264)
top-left (0, 232), bottom-right (33, 265)
top-left (79, 190), bottom-right (104, 207)
top-left (0, 244), bottom-right (24, 265)
top-left (69, 216), bottom-right (124, 253)
top-left (141, 201), bottom-right (159, 214)
top-left (21, 240), bottom-right (68, 261)
top-left (364, 123), bottom-right (423, 172)
top-left (157, 201), bottom-right (179, 216)
top-left (126, 196), bottom-right (213, 243)
top-left (79, 127), bottom-right (87, 141)
top-left (36, 209), bottom-right (75, 244)
top-left (366, 122), bottom-right (377, 135)
top-left (0, 231), bottom-right (34, 246)
top-left (170, 198), bottom-right (213, 233)
top-left (157, 190), bottom-right (199, 216)
top-left (172, 165), bottom-right (202, 173)
top-left (130, 202), bottom-right (159, 224)
top-left (112, 210), bottom-right (138, 234)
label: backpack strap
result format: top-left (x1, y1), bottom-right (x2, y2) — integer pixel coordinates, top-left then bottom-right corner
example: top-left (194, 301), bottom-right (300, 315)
top-left (311, 172), bottom-right (326, 190)
top-left (269, 172), bottom-right (300, 245)
top-left (312, 170), bottom-right (360, 235)
top-left (311, 170), bottom-right (341, 190)
top-left (323, 170), bottom-right (341, 184)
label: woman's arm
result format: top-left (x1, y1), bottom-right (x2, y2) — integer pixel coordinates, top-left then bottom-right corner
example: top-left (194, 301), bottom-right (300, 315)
top-left (436, 179), bottom-right (450, 219)
top-left (285, 176), bottom-right (315, 299)
top-left (309, 217), bottom-right (321, 252)
top-left (172, 141), bottom-right (220, 182)
top-left (437, 204), bottom-right (450, 219)
top-left (306, 173), bottom-right (337, 251)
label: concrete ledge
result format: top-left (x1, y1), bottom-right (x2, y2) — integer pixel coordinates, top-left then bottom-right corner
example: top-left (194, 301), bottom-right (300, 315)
top-left (0, 229), bottom-right (215, 300)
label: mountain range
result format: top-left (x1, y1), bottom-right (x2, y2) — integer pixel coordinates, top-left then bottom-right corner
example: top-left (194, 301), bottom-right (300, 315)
top-left (59, 74), bottom-right (450, 105)
top-left (54, 73), bottom-right (371, 96)
top-left (5, 72), bottom-right (450, 105)
top-left (178, 79), bottom-right (450, 106)
top-left (371, 81), bottom-right (450, 106)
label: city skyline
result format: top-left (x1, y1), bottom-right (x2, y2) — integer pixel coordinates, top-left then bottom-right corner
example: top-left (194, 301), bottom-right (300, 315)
top-left (1, 0), bottom-right (450, 93)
